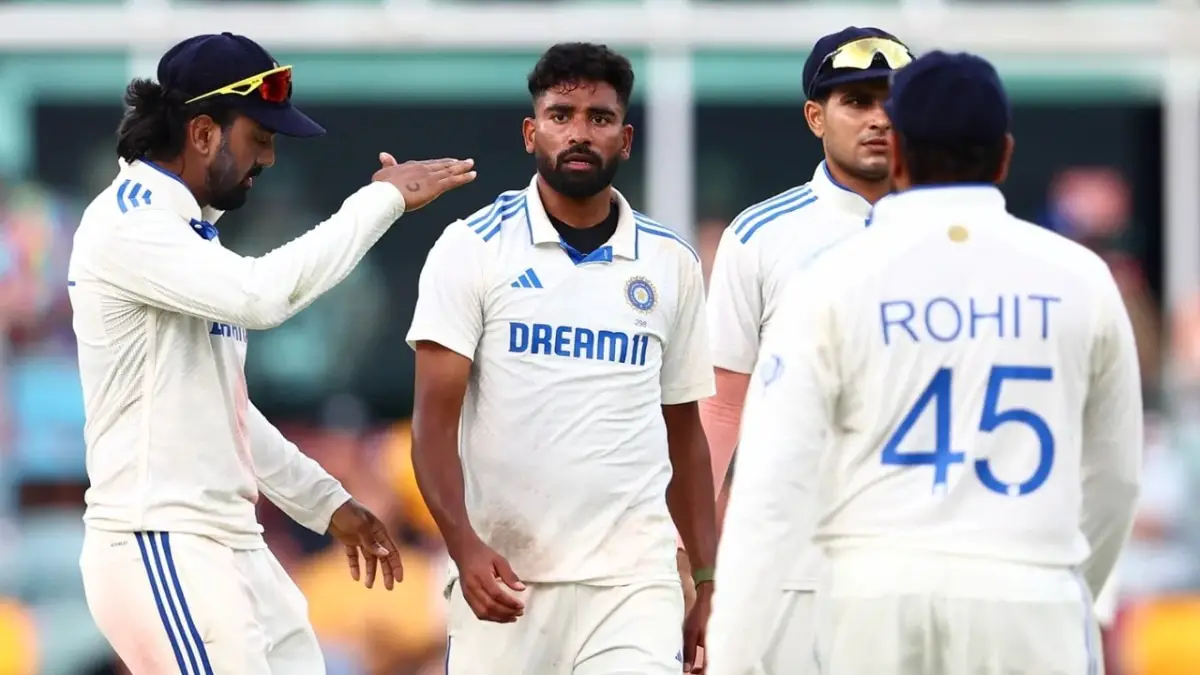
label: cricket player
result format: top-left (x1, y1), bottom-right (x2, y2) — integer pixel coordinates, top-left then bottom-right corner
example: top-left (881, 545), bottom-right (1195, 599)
top-left (700, 26), bottom-right (912, 673)
top-left (71, 33), bottom-right (475, 674)
top-left (407, 42), bottom-right (718, 674)
top-left (707, 51), bottom-right (1143, 675)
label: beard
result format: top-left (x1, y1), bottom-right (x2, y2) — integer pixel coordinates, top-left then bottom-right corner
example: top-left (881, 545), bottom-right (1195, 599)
top-left (206, 137), bottom-right (260, 212)
top-left (536, 145), bottom-right (622, 200)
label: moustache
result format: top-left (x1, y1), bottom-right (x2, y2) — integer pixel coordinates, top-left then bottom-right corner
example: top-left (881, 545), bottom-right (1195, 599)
top-left (556, 147), bottom-right (603, 166)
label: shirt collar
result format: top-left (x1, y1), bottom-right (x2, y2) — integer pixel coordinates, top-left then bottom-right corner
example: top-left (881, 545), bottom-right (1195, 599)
top-left (523, 174), bottom-right (639, 260)
top-left (869, 184), bottom-right (1007, 223)
top-left (120, 158), bottom-right (222, 239)
top-left (810, 161), bottom-right (873, 220)
top-left (121, 158), bottom-right (204, 222)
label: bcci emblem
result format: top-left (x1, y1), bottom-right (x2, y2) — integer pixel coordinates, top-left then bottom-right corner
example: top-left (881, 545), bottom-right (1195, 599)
top-left (625, 276), bottom-right (657, 313)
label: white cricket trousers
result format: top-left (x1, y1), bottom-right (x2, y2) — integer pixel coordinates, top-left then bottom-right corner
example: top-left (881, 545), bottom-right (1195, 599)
top-left (445, 579), bottom-right (685, 674)
top-left (79, 528), bottom-right (324, 675)
top-left (817, 549), bottom-right (1103, 675)
top-left (757, 590), bottom-right (820, 675)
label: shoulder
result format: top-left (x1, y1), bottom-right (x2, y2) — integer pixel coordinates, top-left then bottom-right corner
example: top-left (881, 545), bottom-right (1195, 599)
top-left (452, 189), bottom-right (530, 244)
top-left (1005, 216), bottom-right (1114, 284)
top-left (630, 210), bottom-right (701, 265)
top-left (726, 183), bottom-right (820, 246)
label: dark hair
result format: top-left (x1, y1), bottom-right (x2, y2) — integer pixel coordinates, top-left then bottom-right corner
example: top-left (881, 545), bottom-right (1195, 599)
top-left (115, 78), bottom-right (239, 163)
top-left (897, 134), bottom-right (1007, 185)
top-left (527, 42), bottom-right (635, 109)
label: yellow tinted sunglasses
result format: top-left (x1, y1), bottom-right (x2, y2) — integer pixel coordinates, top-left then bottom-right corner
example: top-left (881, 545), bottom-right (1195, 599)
top-left (185, 65), bottom-right (294, 105)
top-left (821, 37), bottom-right (913, 73)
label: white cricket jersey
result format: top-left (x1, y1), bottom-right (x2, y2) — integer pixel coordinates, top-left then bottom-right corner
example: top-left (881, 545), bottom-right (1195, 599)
top-left (69, 158), bottom-right (406, 548)
top-left (406, 174), bottom-right (715, 585)
top-left (708, 186), bottom-right (1142, 675)
top-left (706, 160), bottom-right (869, 590)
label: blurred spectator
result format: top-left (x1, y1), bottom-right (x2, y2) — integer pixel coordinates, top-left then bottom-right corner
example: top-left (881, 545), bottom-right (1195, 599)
top-left (1043, 167), bottom-right (1162, 399)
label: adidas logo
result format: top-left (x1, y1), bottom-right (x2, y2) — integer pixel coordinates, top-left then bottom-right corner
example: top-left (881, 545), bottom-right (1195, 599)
top-left (510, 268), bottom-right (544, 289)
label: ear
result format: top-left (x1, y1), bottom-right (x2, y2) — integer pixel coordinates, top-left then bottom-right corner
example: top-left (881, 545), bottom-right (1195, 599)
top-left (189, 115), bottom-right (221, 156)
top-left (804, 100), bottom-right (825, 139)
top-left (995, 133), bottom-right (1015, 185)
top-left (620, 123), bottom-right (634, 161)
top-left (522, 117), bottom-right (536, 155)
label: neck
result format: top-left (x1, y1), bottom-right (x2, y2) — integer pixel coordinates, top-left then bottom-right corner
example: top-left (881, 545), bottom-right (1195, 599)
top-left (824, 158), bottom-right (890, 205)
top-left (145, 155), bottom-right (209, 207)
top-left (536, 176), bottom-right (613, 228)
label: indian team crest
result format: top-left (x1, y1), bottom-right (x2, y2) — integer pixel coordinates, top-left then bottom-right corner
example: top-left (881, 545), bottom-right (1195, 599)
top-left (625, 276), bottom-right (657, 313)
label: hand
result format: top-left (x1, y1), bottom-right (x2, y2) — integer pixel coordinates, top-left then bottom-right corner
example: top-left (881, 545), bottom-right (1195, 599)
top-left (327, 498), bottom-right (404, 590)
top-left (373, 152), bottom-right (476, 212)
top-left (449, 534), bottom-right (525, 623)
top-left (682, 582), bottom-right (712, 673)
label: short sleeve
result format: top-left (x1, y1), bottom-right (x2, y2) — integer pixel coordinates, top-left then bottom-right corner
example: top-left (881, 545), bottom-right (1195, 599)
top-left (706, 227), bottom-right (764, 374)
top-left (661, 256), bottom-right (716, 405)
top-left (405, 223), bottom-right (487, 360)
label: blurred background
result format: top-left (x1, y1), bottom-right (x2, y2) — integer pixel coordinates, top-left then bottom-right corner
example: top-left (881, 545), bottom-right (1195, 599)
top-left (0, 0), bottom-right (1198, 673)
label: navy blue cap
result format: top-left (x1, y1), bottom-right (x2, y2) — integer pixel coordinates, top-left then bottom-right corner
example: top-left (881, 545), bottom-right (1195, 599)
top-left (158, 32), bottom-right (325, 138)
top-left (884, 50), bottom-right (1011, 146)
top-left (803, 26), bottom-right (907, 100)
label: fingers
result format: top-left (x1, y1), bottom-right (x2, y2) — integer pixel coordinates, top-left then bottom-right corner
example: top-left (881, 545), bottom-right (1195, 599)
top-left (371, 521), bottom-right (405, 589)
top-left (344, 544), bottom-right (361, 582)
top-left (492, 555), bottom-right (525, 592)
top-left (378, 152), bottom-right (397, 168)
top-left (463, 575), bottom-right (524, 623)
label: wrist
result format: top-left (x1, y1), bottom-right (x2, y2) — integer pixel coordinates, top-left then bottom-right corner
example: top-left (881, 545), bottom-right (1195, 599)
top-left (691, 565), bottom-right (715, 586)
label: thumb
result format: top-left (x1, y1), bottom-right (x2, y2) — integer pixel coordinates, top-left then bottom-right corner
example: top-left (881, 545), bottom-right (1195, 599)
top-left (492, 555), bottom-right (525, 591)
top-left (379, 152), bottom-right (397, 168)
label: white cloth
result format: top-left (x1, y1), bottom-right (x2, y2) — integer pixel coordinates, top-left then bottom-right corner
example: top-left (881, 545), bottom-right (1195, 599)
top-left (406, 175), bottom-right (714, 585)
top-left (68, 158), bottom-right (404, 547)
top-left (707, 185), bottom-right (1142, 675)
top-left (445, 580), bottom-right (684, 675)
top-left (81, 527), bottom-right (324, 675)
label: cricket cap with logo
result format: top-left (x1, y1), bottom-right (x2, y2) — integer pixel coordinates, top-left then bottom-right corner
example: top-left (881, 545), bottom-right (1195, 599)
top-left (157, 32), bottom-right (326, 138)
top-left (803, 26), bottom-right (913, 100)
top-left (884, 50), bottom-right (1011, 146)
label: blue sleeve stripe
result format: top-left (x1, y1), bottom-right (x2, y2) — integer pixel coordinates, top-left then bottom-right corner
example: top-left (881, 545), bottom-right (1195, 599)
top-left (731, 184), bottom-right (812, 235)
top-left (481, 195), bottom-right (527, 242)
top-left (633, 214), bottom-right (700, 262)
top-left (465, 190), bottom-right (524, 231)
top-left (739, 194), bottom-right (819, 244)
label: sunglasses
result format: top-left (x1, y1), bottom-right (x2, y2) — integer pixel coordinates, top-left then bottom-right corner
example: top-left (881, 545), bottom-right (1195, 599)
top-left (185, 65), bottom-right (293, 105)
top-left (818, 37), bottom-right (913, 75)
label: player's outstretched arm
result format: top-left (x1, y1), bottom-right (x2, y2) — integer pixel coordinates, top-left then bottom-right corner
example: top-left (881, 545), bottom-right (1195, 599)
top-left (84, 155), bottom-right (474, 330)
top-left (246, 403), bottom-right (404, 589)
top-left (1078, 272), bottom-right (1144, 598)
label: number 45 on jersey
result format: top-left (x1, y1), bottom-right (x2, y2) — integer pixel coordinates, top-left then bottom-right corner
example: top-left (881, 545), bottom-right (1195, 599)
top-left (881, 366), bottom-right (1055, 497)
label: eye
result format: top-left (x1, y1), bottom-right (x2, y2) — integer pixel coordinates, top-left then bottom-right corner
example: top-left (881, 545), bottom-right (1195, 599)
top-left (550, 112), bottom-right (569, 123)
top-left (591, 115), bottom-right (611, 126)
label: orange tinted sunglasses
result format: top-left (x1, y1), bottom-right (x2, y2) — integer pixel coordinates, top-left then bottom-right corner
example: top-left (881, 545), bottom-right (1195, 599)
top-left (185, 65), bottom-right (293, 105)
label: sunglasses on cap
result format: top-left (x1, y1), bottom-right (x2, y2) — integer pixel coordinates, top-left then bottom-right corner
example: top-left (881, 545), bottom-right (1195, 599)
top-left (818, 37), bottom-right (913, 76)
top-left (185, 64), bottom-right (293, 105)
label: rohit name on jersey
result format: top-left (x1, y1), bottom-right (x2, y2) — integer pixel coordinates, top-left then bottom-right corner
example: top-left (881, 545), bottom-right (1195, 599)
top-left (508, 322), bottom-right (652, 366)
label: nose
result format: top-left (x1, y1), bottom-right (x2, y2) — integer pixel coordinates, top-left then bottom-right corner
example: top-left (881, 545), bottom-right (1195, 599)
top-left (259, 146), bottom-right (277, 169)
top-left (867, 100), bottom-right (890, 131)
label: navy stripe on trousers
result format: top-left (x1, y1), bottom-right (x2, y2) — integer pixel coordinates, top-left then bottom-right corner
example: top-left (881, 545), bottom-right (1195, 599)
top-left (135, 532), bottom-right (215, 674)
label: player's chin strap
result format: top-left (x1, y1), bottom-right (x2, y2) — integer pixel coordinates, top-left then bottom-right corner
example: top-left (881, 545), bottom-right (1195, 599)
top-left (117, 156), bottom-right (226, 225)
